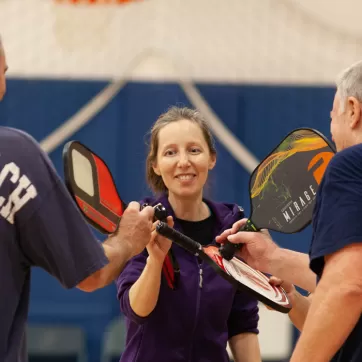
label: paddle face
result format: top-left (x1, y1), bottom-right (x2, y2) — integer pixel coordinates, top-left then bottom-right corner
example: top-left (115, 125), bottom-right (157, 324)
top-left (203, 246), bottom-right (291, 313)
top-left (156, 222), bottom-right (291, 313)
top-left (249, 128), bottom-right (335, 233)
top-left (63, 141), bottom-right (126, 234)
top-left (63, 141), bottom-right (179, 289)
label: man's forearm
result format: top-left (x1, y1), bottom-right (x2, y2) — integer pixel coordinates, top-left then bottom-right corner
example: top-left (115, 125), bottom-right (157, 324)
top-left (98, 242), bottom-right (132, 287)
top-left (288, 293), bottom-right (312, 331)
top-left (77, 239), bottom-right (132, 292)
top-left (268, 248), bottom-right (316, 292)
top-left (290, 281), bottom-right (362, 361)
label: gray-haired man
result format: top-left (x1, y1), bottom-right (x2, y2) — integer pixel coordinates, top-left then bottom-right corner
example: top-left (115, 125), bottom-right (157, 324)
top-left (218, 60), bottom-right (362, 362)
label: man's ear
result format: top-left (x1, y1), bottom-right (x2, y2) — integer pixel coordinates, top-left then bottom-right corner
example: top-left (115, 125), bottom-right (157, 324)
top-left (347, 96), bottom-right (361, 129)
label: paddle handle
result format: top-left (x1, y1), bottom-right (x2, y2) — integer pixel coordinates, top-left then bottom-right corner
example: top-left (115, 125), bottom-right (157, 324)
top-left (156, 222), bottom-right (205, 258)
top-left (141, 203), bottom-right (168, 222)
top-left (219, 219), bottom-right (257, 260)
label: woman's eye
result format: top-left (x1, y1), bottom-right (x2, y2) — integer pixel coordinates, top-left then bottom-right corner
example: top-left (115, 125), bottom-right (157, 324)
top-left (164, 150), bottom-right (176, 156)
top-left (190, 148), bottom-right (201, 154)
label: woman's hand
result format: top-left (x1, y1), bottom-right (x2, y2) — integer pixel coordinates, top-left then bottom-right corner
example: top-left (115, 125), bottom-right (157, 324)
top-left (146, 216), bottom-right (174, 264)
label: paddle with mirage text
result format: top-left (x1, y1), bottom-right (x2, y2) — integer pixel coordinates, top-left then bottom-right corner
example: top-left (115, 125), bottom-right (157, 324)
top-left (62, 140), bottom-right (180, 290)
top-left (218, 127), bottom-right (336, 260)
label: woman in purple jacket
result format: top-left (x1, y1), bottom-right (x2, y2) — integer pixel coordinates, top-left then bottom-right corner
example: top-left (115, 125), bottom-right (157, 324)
top-left (116, 107), bottom-right (261, 362)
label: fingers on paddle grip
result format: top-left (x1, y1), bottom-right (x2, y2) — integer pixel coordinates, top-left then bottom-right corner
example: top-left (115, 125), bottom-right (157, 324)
top-left (143, 204), bottom-right (178, 290)
top-left (219, 220), bottom-right (255, 261)
top-left (218, 239), bottom-right (241, 261)
top-left (156, 222), bottom-right (202, 256)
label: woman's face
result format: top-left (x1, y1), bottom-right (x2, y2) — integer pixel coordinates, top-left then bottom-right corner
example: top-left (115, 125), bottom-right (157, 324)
top-left (153, 119), bottom-right (216, 199)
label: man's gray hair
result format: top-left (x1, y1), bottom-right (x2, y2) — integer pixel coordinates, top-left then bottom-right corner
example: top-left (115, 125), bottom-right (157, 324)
top-left (336, 60), bottom-right (362, 112)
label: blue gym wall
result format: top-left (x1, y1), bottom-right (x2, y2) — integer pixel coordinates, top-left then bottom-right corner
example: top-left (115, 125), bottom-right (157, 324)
top-left (0, 79), bottom-right (335, 361)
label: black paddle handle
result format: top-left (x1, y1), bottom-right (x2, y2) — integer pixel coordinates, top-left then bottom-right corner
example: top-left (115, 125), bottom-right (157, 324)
top-left (115, 203), bottom-right (167, 235)
top-left (141, 203), bottom-right (168, 222)
top-left (154, 203), bottom-right (168, 221)
top-left (156, 222), bottom-right (204, 257)
top-left (219, 219), bottom-right (257, 260)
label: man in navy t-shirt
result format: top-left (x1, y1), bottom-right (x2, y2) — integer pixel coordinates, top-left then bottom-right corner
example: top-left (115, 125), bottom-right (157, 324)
top-left (0, 37), bottom-right (154, 362)
top-left (300, 143), bottom-right (362, 362)
top-left (286, 63), bottom-right (362, 362)
top-left (217, 59), bottom-right (362, 362)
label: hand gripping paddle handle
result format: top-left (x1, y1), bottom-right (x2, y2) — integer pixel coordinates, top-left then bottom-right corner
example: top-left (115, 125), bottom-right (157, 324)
top-left (219, 219), bottom-right (257, 261)
top-left (219, 240), bottom-right (240, 261)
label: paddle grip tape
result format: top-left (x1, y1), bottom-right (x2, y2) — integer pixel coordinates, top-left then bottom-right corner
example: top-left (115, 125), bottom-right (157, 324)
top-left (156, 222), bottom-right (203, 257)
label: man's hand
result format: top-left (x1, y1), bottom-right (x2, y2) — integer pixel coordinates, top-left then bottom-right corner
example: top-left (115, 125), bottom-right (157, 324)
top-left (267, 276), bottom-right (312, 331)
top-left (216, 218), bottom-right (278, 272)
top-left (107, 201), bottom-right (154, 259)
top-left (268, 276), bottom-right (298, 306)
top-left (77, 202), bottom-right (154, 292)
top-left (216, 219), bottom-right (315, 291)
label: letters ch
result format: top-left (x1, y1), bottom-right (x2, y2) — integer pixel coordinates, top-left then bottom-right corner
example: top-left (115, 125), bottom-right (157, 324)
top-left (0, 162), bottom-right (38, 224)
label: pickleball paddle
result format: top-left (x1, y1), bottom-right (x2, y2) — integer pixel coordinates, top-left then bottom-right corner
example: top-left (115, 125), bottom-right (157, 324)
top-left (219, 128), bottom-right (336, 260)
top-left (62, 140), bottom-right (180, 290)
top-left (155, 221), bottom-right (292, 312)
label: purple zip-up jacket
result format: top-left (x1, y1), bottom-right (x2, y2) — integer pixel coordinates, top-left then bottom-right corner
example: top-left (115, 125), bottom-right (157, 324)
top-left (116, 195), bottom-right (259, 362)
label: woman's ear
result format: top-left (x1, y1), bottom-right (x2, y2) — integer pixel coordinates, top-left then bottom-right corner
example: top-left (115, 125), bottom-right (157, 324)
top-left (152, 162), bottom-right (161, 176)
top-left (209, 154), bottom-right (216, 170)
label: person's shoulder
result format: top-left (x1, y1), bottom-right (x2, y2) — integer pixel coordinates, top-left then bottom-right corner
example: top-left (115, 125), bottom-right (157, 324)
top-left (327, 143), bottom-right (362, 178)
top-left (0, 126), bottom-right (36, 142)
top-left (331, 143), bottom-right (362, 165)
top-left (0, 126), bottom-right (59, 184)
top-left (0, 126), bottom-right (41, 152)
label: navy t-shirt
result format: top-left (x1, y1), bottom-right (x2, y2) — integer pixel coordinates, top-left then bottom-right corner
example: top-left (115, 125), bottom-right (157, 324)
top-left (309, 143), bottom-right (362, 362)
top-left (0, 127), bottom-right (108, 362)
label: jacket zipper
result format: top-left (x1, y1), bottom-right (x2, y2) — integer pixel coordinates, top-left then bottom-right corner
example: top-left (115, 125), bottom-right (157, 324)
top-left (189, 258), bottom-right (203, 361)
top-left (199, 264), bottom-right (203, 288)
